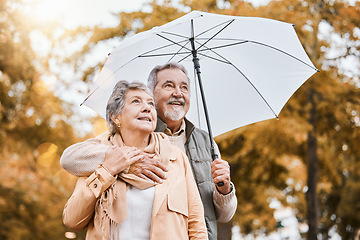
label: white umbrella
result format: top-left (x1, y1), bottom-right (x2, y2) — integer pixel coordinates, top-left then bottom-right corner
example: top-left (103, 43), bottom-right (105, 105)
top-left (82, 10), bottom-right (318, 139)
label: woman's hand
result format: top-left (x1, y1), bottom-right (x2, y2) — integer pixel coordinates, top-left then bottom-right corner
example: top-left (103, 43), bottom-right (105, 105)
top-left (128, 153), bottom-right (168, 183)
top-left (102, 146), bottom-right (143, 175)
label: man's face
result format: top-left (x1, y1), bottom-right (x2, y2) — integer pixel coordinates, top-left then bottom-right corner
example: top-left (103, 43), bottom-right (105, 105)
top-left (153, 68), bottom-right (190, 124)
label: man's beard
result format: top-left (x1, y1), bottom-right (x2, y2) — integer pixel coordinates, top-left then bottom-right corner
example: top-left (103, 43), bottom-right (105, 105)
top-left (164, 97), bottom-right (186, 121)
top-left (164, 108), bottom-right (186, 121)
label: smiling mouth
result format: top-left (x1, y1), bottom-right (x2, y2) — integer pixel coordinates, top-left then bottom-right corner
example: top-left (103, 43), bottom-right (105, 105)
top-left (167, 97), bottom-right (186, 107)
top-left (137, 117), bottom-right (152, 122)
top-left (169, 102), bottom-right (184, 106)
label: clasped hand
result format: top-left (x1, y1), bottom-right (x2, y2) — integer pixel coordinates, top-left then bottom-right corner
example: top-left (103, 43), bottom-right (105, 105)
top-left (103, 146), bottom-right (232, 195)
top-left (102, 146), bottom-right (168, 183)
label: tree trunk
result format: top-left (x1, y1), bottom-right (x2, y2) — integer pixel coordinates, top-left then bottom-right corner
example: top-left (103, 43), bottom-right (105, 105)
top-left (217, 222), bottom-right (233, 240)
top-left (306, 89), bottom-right (319, 240)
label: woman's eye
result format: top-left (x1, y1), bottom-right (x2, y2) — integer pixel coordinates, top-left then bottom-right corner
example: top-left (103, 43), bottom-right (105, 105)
top-left (132, 99), bottom-right (140, 103)
top-left (149, 101), bottom-right (155, 106)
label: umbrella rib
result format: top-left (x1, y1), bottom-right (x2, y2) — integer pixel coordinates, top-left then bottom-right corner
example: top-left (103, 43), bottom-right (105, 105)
top-left (80, 54), bottom-right (144, 106)
top-left (197, 41), bottom-right (248, 53)
top-left (155, 33), bottom-right (194, 62)
top-left (195, 20), bottom-right (235, 52)
top-left (160, 19), bottom-right (234, 41)
top-left (192, 67), bottom-right (202, 128)
top-left (139, 52), bottom-right (192, 58)
top-left (196, 51), bottom-right (230, 64)
top-left (248, 40), bottom-right (319, 72)
top-left (156, 33), bottom-right (192, 52)
top-left (194, 39), bottom-right (280, 118)
top-left (155, 19), bottom-right (235, 62)
top-left (195, 37), bottom-right (315, 118)
top-left (193, 38), bottom-right (245, 64)
top-left (231, 65), bottom-right (280, 119)
top-left (195, 19), bottom-right (235, 39)
top-left (194, 38), bottom-right (318, 72)
top-left (139, 39), bottom-right (189, 57)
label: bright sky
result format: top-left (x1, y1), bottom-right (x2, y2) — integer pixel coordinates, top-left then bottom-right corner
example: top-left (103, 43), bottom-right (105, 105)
top-left (29, 0), bottom-right (273, 29)
top-left (30, 0), bottom-right (148, 28)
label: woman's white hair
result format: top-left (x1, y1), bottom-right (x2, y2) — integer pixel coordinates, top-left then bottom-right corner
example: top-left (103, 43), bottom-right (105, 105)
top-left (106, 80), bottom-right (153, 135)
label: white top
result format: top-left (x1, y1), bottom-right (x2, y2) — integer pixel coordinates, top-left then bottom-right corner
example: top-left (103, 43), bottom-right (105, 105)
top-left (118, 186), bottom-right (155, 239)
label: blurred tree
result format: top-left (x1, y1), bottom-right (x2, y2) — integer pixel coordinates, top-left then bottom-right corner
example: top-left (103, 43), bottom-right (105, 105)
top-left (0, 0), bottom-right (81, 239)
top-left (56, 0), bottom-right (360, 239)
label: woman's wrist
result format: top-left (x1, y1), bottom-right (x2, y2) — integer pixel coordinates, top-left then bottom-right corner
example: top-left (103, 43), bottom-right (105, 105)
top-left (101, 163), bottom-right (116, 176)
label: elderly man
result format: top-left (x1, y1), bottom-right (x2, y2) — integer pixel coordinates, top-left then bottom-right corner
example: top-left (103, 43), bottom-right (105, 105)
top-left (61, 62), bottom-right (237, 240)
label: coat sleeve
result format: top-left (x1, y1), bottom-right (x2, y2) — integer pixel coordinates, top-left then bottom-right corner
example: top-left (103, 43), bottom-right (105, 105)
top-left (63, 166), bottom-right (116, 231)
top-left (60, 132), bottom-right (110, 176)
top-left (182, 151), bottom-right (209, 240)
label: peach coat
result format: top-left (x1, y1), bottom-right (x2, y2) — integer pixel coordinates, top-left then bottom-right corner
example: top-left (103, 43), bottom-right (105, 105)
top-left (62, 132), bottom-right (208, 240)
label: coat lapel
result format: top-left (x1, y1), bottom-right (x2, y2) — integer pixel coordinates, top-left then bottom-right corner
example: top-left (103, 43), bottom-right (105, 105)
top-left (152, 146), bottom-right (178, 217)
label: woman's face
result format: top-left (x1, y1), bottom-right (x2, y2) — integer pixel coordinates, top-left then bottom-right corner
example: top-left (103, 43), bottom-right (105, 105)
top-left (115, 89), bottom-right (157, 135)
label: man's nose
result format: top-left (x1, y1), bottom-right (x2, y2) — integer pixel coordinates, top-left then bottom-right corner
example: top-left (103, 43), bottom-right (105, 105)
top-left (172, 87), bottom-right (183, 97)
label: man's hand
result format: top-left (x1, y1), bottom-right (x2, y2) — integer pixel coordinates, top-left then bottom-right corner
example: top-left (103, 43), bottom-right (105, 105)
top-left (211, 158), bottom-right (232, 195)
top-left (103, 146), bottom-right (143, 175)
top-left (128, 152), bottom-right (168, 183)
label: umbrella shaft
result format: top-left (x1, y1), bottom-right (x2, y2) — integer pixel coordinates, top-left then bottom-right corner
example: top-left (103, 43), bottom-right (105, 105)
top-left (190, 36), bottom-right (224, 186)
top-left (189, 38), bottom-right (220, 161)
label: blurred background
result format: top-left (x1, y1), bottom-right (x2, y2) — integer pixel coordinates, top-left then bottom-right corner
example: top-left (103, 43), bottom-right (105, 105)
top-left (0, 0), bottom-right (359, 239)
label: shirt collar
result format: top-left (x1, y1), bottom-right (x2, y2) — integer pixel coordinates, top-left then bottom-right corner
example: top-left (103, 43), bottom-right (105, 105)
top-left (164, 120), bottom-right (186, 137)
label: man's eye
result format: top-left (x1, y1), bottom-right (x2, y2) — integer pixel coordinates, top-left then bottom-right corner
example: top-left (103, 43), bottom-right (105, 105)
top-left (181, 85), bottom-right (189, 92)
top-left (164, 84), bottom-right (173, 88)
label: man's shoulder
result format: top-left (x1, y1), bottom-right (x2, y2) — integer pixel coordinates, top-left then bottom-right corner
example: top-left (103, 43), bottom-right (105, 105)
top-left (191, 126), bottom-right (211, 140)
top-left (184, 118), bottom-right (210, 140)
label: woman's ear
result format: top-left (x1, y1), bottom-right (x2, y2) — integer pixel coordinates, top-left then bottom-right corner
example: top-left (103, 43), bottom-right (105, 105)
top-left (111, 113), bottom-right (121, 127)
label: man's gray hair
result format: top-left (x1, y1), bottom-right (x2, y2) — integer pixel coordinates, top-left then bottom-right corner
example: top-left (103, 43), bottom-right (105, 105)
top-left (106, 80), bottom-right (153, 135)
top-left (147, 62), bottom-right (190, 91)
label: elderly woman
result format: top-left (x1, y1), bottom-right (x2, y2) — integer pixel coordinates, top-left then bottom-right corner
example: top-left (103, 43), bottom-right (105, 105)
top-left (62, 81), bottom-right (207, 240)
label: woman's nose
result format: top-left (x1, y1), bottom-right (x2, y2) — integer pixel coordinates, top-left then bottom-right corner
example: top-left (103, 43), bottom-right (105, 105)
top-left (142, 102), bottom-right (151, 112)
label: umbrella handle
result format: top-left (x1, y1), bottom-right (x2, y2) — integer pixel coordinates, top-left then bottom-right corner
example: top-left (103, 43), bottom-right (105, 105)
top-left (212, 152), bottom-right (224, 187)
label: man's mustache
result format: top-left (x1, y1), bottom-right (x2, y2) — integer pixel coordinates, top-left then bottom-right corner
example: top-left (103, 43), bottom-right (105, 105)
top-left (167, 97), bottom-right (186, 106)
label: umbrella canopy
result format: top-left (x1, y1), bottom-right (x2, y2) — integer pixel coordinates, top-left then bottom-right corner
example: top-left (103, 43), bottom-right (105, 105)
top-left (82, 10), bottom-right (318, 137)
